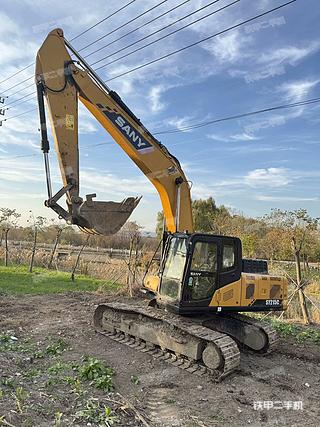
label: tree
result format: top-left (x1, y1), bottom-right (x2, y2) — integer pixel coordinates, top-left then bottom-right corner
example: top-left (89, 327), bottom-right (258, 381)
top-left (155, 197), bottom-right (230, 237)
top-left (192, 197), bottom-right (219, 232)
top-left (263, 208), bottom-right (320, 324)
top-left (71, 235), bottom-right (90, 282)
top-left (47, 221), bottom-right (66, 269)
top-left (156, 211), bottom-right (164, 240)
top-left (0, 208), bottom-right (21, 266)
top-left (27, 213), bottom-right (47, 273)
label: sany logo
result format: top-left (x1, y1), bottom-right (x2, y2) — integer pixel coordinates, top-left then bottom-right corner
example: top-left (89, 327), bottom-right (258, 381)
top-left (114, 115), bottom-right (148, 149)
top-left (96, 103), bottom-right (153, 152)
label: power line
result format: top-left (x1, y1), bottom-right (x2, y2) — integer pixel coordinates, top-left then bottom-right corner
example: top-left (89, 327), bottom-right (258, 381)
top-left (70, 0), bottom-right (136, 42)
top-left (0, 0), bottom-right (138, 93)
top-left (6, 94), bottom-right (36, 110)
top-left (6, 81), bottom-right (34, 98)
top-left (5, 92), bottom-right (35, 108)
top-left (3, 0), bottom-right (189, 99)
top-left (3, 95), bottom-right (319, 133)
top-left (79, 0), bottom-right (169, 52)
top-left (1, 108), bottom-right (37, 123)
top-left (85, 0), bottom-right (191, 59)
top-left (92, 0), bottom-right (225, 66)
top-left (4, 75), bottom-right (34, 94)
top-left (1, 0), bottom-right (298, 116)
top-left (0, 63), bottom-right (34, 86)
top-left (153, 96), bottom-right (320, 135)
top-left (104, 0), bottom-right (297, 82)
top-left (94, 0), bottom-right (239, 70)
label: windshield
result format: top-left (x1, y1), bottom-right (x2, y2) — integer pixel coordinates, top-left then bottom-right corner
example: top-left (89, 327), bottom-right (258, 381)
top-left (160, 237), bottom-right (187, 300)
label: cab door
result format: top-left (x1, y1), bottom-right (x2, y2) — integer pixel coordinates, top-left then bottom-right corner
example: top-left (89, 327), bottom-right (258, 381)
top-left (182, 235), bottom-right (220, 307)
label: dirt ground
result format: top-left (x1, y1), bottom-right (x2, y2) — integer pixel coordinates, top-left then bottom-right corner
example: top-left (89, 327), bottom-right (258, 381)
top-left (1, 293), bottom-right (320, 427)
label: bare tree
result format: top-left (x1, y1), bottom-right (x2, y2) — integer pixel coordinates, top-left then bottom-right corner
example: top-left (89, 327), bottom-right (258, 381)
top-left (123, 222), bottom-right (142, 296)
top-left (48, 221), bottom-right (65, 269)
top-left (71, 235), bottom-right (90, 282)
top-left (27, 213), bottom-right (47, 273)
top-left (0, 208), bottom-right (21, 266)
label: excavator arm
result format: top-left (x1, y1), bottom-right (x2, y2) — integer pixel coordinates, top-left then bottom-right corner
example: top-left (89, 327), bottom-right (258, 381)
top-left (36, 28), bottom-right (193, 234)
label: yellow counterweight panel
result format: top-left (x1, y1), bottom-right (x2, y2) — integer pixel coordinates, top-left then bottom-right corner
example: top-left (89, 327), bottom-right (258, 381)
top-left (209, 274), bottom-right (288, 309)
top-left (240, 274), bottom-right (258, 307)
top-left (240, 273), bottom-right (288, 307)
top-left (209, 280), bottom-right (242, 307)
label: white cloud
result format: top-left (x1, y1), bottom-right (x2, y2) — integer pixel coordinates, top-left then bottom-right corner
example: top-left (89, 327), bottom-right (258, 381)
top-left (244, 167), bottom-right (291, 188)
top-left (167, 115), bottom-right (194, 132)
top-left (204, 30), bottom-right (248, 63)
top-left (78, 103), bottom-right (98, 134)
top-left (206, 132), bottom-right (261, 143)
top-left (80, 170), bottom-right (154, 198)
top-left (230, 132), bottom-right (261, 142)
top-left (0, 12), bottom-right (19, 35)
top-left (207, 133), bottom-right (231, 142)
top-left (0, 157), bottom-right (43, 183)
top-left (149, 85), bottom-right (167, 113)
top-left (258, 41), bottom-right (320, 67)
top-left (278, 79), bottom-right (319, 102)
top-left (256, 195), bottom-right (319, 202)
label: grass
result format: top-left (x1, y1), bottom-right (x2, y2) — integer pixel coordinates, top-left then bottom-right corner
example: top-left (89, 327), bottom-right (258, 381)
top-left (270, 319), bottom-right (320, 344)
top-left (0, 264), bottom-right (120, 295)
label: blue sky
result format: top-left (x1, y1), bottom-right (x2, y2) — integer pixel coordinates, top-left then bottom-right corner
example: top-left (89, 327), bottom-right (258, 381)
top-left (0, 0), bottom-right (319, 231)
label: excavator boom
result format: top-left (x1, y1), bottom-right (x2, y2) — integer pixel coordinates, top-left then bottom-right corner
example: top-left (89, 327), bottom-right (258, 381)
top-left (36, 28), bottom-right (193, 234)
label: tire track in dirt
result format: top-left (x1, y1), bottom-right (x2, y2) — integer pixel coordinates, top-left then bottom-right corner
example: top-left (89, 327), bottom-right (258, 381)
top-left (144, 386), bottom-right (183, 427)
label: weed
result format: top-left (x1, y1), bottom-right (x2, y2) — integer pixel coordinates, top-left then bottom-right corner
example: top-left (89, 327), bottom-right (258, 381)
top-left (1, 378), bottom-right (16, 389)
top-left (45, 338), bottom-right (68, 356)
top-left (295, 328), bottom-right (320, 344)
top-left (25, 368), bottom-right (42, 378)
top-left (32, 350), bottom-right (45, 359)
top-left (0, 334), bottom-right (11, 344)
top-left (78, 356), bottom-right (114, 392)
top-left (48, 361), bottom-right (72, 374)
top-left (270, 319), bottom-right (320, 344)
top-left (12, 386), bottom-right (29, 413)
top-left (54, 411), bottom-right (63, 427)
top-left (71, 378), bottom-right (83, 395)
top-left (130, 375), bottom-right (140, 385)
top-left (0, 389), bottom-right (3, 399)
top-left (74, 399), bottom-right (117, 425)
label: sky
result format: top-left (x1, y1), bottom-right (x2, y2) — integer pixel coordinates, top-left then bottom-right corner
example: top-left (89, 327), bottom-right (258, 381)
top-left (0, 0), bottom-right (319, 232)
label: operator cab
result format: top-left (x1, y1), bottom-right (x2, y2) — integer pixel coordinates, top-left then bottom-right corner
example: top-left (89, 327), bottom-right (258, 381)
top-left (157, 233), bottom-right (242, 314)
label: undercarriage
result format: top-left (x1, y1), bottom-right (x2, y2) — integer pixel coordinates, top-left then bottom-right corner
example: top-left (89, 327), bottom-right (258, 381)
top-left (94, 301), bottom-right (278, 380)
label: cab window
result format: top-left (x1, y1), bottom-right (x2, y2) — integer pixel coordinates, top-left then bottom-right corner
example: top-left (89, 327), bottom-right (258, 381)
top-left (222, 244), bottom-right (235, 270)
top-left (191, 241), bottom-right (217, 272)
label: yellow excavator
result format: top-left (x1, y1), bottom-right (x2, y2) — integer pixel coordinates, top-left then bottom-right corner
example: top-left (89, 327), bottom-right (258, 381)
top-left (36, 29), bottom-right (287, 380)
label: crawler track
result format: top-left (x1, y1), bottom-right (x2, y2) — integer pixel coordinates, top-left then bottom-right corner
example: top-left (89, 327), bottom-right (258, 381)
top-left (224, 313), bottom-right (279, 353)
top-left (94, 302), bottom-right (240, 381)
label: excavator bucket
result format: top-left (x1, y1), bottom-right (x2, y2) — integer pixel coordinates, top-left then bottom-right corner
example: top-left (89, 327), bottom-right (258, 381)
top-left (74, 195), bottom-right (141, 235)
